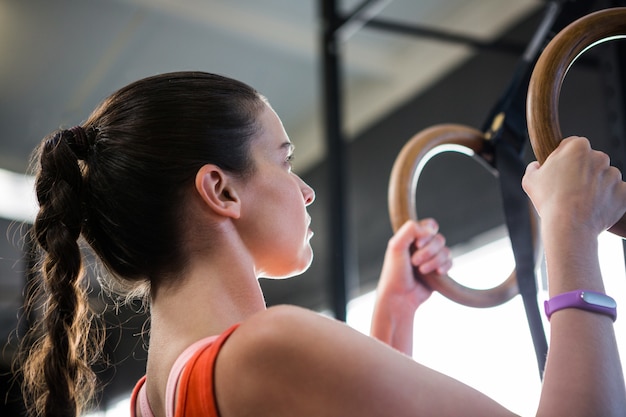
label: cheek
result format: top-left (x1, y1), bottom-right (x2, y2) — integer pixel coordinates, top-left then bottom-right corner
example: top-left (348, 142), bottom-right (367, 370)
top-left (244, 172), bottom-right (306, 233)
top-left (246, 179), bottom-right (293, 229)
top-left (265, 185), bottom-right (307, 247)
top-left (265, 176), bottom-right (303, 211)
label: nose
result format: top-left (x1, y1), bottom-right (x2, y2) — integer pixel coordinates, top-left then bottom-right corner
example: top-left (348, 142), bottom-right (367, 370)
top-left (300, 178), bottom-right (315, 206)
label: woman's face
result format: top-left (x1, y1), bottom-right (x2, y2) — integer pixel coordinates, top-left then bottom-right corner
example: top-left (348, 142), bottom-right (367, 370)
top-left (236, 104), bottom-right (315, 279)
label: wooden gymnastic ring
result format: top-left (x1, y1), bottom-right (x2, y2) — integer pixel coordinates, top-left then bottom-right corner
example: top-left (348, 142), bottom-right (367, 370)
top-left (527, 7), bottom-right (626, 237)
top-left (389, 124), bottom-right (541, 308)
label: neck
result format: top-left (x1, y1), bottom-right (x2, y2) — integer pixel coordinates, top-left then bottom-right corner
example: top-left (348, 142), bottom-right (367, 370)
top-left (148, 237), bottom-right (266, 351)
top-left (140, 214), bottom-right (268, 417)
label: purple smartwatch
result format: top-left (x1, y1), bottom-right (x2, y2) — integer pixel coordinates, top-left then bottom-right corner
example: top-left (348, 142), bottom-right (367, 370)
top-left (544, 290), bottom-right (617, 322)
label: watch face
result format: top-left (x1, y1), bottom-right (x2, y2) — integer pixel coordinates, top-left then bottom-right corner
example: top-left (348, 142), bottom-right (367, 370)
top-left (581, 291), bottom-right (617, 308)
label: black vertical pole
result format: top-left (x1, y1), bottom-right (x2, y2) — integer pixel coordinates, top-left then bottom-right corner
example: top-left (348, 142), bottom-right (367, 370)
top-left (609, 41), bottom-right (626, 263)
top-left (601, 0), bottom-right (626, 266)
top-left (321, 0), bottom-right (350, 321)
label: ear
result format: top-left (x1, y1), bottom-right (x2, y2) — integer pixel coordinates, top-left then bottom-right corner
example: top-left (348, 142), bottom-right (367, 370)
top-left (194, 164), bottom-right (241, 219)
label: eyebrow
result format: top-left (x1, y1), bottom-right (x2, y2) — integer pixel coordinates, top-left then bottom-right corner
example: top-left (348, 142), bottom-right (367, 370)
top-left (280, 141), bottom-right (295, 154)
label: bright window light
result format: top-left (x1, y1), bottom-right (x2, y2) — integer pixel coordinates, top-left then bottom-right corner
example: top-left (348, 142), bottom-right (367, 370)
top-left (0, 168), bottom-right (36, 223)
top-left (84, 397), bottom-right (129, 417)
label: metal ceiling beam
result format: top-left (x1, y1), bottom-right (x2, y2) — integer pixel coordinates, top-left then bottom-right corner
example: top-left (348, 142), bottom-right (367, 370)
top-left (321, 0), bottom-right (353, 321)
top-left (365, 17), bottom-right (527, 55)
top-left (335, 0), bottom-right (393, 42)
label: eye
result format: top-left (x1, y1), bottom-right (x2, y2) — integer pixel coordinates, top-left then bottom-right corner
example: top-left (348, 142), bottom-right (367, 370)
top-left (286, 153), bottom-right (295, 169)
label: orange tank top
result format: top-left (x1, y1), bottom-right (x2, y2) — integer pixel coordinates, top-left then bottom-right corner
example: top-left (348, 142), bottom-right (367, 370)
top-left (130, 324), bottom-right (240, 417)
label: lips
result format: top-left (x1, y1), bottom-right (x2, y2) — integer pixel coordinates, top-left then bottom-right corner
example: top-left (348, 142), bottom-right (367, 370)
top-left (306, 216), bottom-right (313, 238)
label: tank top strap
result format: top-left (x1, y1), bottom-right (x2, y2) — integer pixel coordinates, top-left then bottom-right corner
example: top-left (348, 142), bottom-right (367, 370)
top-left (133, 335), bottom-right (219, 417)
top-left (136, 377), bottom-right (154, 417)
top-left (165, 335), bottom-right (220, 417)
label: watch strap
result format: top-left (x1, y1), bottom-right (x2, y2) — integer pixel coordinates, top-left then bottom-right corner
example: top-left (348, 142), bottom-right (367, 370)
top-left (544, 290), bottom-right (617, 322)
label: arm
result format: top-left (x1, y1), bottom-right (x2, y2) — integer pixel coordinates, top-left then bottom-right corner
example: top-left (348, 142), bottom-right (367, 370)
top-left (370, 219), bottom-right (451, 355)
top-left (522, 136), bottom-right (626, 416)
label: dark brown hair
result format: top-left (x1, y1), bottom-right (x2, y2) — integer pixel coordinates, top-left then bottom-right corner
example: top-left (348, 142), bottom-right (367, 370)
top-left (18, 71), bottom-right (266, 416)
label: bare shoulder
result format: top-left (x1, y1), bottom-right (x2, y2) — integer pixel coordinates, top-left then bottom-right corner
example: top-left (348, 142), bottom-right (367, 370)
top-left (214, 305), bottom-right (372, 416)
top-left (214, 305), bottom-right (517, 417)
top-left (218, 304), bottom-right (354, 369)
top-left (220, 304), bottom-right (353, 350)
top-left (236, 304), bottom-right (331, 337)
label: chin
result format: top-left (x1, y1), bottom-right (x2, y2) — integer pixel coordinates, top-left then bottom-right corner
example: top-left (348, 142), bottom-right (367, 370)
top-left (261, 253), bottom-right (314, 280)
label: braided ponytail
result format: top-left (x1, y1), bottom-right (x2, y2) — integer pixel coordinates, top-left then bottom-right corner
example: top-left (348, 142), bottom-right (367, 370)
top-left (17, 71), bottom-right (266, 416)
top-left (20, 127), bottom-right (102, 417)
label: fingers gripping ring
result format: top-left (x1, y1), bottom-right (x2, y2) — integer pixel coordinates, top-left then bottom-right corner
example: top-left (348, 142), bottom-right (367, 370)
top-left (527, 7), bottom-right (626, 237)
top-left (388, 124), bottom-right (540, 308)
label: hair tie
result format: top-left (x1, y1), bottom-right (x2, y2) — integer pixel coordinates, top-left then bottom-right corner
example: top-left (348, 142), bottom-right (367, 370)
top-left (45, 132), bottom-right (62, 149)
top-left (68, 126), bottom-right (92, 160)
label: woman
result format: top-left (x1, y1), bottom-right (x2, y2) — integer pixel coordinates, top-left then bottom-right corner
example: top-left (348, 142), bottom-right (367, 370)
top-left (20, 71), bottom-right (626, 417)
